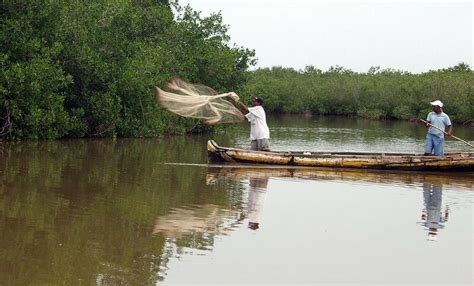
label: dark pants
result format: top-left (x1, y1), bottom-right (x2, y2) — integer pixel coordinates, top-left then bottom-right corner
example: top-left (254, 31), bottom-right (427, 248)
top-left (251, 138), bottom-right (270, 151)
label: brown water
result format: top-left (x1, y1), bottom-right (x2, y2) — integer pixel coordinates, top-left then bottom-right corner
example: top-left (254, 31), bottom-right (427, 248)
top-left (0, 116), bottom-right (473, 285)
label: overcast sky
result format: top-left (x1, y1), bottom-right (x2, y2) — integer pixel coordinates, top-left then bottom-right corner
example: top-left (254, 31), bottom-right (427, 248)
top-left (179, 0), bottom-right (473, 73)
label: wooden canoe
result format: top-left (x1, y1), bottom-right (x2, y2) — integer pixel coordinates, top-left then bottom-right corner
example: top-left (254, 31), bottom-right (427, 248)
top-left (207, 140), bottom-right (474, 172)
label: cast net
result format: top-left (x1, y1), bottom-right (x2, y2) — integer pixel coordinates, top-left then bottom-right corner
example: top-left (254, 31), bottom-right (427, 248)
top-left (154, 77), bottom-right (245, 125)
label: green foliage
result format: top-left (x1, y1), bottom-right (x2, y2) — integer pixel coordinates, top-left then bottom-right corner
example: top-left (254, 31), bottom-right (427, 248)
top-left (1, 53), bottom-right (78, 139)
top-left (2, 0), bottom-right (471, 139)
top-left (1, 1), bottom-right (256, 139)
top-left (240, 63), bottom-right (474, 123)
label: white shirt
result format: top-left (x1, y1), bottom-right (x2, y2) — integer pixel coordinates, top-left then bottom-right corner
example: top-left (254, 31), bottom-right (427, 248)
top-left (245, 106), bottom-right (270, 140)
top-left (248, 179), bottom-right (268, 224)
top-left (426, 111), bottom-right (451, 138)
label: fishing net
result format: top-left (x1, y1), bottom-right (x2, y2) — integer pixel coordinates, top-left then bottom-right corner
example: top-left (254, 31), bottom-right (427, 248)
top-left (154, 77), bottom-right (245, 125)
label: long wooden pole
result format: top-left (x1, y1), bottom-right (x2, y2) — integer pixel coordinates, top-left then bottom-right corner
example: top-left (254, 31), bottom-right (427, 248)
top-left (419, 118), bottom-right (474, 148)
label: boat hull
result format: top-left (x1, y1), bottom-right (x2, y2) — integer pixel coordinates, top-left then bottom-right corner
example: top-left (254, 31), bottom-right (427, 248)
top-left (207, 140), bottom-right (474, 172)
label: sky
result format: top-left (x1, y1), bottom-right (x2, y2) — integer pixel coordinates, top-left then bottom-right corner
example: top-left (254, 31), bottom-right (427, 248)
top-left (179, 0), bottom-right (473, 73)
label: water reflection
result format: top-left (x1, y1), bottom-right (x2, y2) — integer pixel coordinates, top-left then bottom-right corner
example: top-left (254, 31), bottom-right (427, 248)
top-left (1, 125), bottom-right (473, 284)
top-left (152, 204), bottom-right (242, 240)
top-left (247, 177), bottom-right (268, 230)
top-left (206, 165), bottom-right (474, 189)
top-left (0, 139), bottom-right (248, 285)
top-left (206, 169), bottom-right (270, 230)
top-left (420, 183), bottom-right (449, 241)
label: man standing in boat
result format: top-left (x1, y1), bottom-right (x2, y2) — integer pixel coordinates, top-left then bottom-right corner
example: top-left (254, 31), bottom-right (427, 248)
top-left (424, 100), bottom-right (452, 156)
top-left (229, 93), bottom-right (270, 151)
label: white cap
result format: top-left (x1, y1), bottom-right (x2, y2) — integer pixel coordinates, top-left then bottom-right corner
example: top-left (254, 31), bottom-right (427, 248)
top-left (430, 100), bottom-right (443, 107)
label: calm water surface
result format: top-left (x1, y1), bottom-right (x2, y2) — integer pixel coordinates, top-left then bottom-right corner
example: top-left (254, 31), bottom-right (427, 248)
top-left (0, 116), bottom-right (473, 285)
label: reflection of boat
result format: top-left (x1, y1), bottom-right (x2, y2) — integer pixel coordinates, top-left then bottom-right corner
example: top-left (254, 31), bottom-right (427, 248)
top-left (207, 140), bottom-right (474, 172)
top-left (205, 164), bottom-right (474, 188)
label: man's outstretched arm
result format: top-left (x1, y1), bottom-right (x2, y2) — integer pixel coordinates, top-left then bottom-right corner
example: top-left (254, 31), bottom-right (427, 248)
top-left (227, 92), bottom-right (249, 114)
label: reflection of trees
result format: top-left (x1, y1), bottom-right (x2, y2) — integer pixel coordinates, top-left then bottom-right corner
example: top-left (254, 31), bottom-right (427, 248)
top-left (0, 138), bottom-right (246, 285)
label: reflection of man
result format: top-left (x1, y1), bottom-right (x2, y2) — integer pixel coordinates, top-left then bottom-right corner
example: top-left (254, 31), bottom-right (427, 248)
top-left (247, 177), bottom-right (269, 230)
top-left (421, 183), bottom-right (449, 241)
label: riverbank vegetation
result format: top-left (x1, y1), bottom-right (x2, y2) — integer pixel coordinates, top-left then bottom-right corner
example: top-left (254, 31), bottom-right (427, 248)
top-left (1, 1), bottom-right (255, 139)
top-left (239, 64), bottom-right (473, 124)
top-left (1, 1), bottom-right (472, 140)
